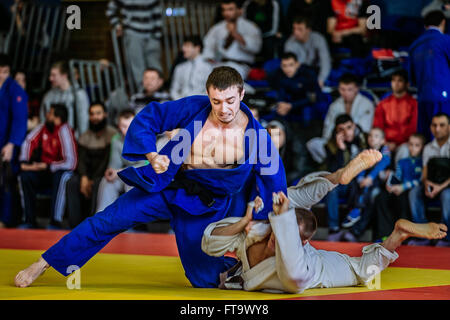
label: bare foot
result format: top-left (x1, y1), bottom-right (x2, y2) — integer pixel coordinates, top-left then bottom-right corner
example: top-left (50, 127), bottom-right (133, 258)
top-left (14, 257), bottom-right (50, 288)
top-left (395, 219), bottom-right (448, 241)
top-left (339, 149), bottom-right (382, 185)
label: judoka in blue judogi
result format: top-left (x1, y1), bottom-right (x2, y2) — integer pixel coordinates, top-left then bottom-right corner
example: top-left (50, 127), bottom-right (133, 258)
top-left (41, 94), bottom-right (287, 288)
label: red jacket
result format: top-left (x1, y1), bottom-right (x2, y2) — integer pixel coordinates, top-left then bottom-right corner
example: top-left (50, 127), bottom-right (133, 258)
top-left (19, 123), bottom-right (77, 172)
top-left (373, 93), bottom-right (418, 145)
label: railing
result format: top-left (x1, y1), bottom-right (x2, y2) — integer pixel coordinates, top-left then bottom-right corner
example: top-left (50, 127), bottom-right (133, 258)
top-left (111, 0), bottom-right (218, 96)
top-left (2, 0), bottom-right (71, 92)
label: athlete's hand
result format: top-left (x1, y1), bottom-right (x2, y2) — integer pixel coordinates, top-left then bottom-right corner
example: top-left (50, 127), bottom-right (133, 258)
top-left (147, 152), bottom-right (170, 174)
top-left (1, 142), bottom-right (14, 162)
top-left (272, 191), bottom-right (289, 216)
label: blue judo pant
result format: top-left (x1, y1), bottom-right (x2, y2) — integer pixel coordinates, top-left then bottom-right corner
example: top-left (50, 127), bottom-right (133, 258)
top-left (42, 186), bottom-right (246, 288)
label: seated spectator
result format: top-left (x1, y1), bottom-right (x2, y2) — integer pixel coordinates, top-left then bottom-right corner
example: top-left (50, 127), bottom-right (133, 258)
top-left (0, 54), bottom-right (28, 228)
top-left (322, 114), bottom-right (368, 241)
top-left (129, 68), bottom-right (170, 114)
top-left (268, 52), bottom-right (322, 121)
top-left (96, 109), bottom-right (147, 212)
top-left (326, 0), bottom-right (369, 57)
top-left (170, 36), bottom-right (213, 100)
top-left (202, 0), bottom-right (262, 79)
top-left (18, 104), bottom-right (77, 229)
top-left (284, 15), bottom-right (332, 87)
top-left (243, 0), bottom-right (280, 61)
top-left (408, 113), bottom-right (450, 246)
top-left (282, 0), bottom-right (331, 37)
top-left (422, 0), bottom-right (450, 19)
top-left (307, 73), bottom-right (374, 164)
top-left (340, 128), bottom-right (391, 241)
top-left (66, 102), bottom-right (118, 228)
top-left (40, 61), bottom-right (90, 137)
top-left (368, 133), bottom-right (426, 242)
top-left (373, 69), bottom-right (418, 162)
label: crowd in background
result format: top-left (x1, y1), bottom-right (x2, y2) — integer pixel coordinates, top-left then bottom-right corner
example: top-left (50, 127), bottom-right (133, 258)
top-left (0, 0), bottom-right (449, 247)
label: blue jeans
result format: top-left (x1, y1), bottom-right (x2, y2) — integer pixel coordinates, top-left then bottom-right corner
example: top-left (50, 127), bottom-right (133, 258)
top-left (324, 184), bottom-right (349, 231)
top-left (409, 185), bottom-right (450, 241)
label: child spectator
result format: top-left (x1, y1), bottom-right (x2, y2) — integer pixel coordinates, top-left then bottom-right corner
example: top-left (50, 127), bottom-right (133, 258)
top-left (18, 104), bottom-right (77, 229)
top-left (342, 128), bottom-right (391, 230)
top-left (408, 113), bottom-right (450, 246)
top-left (373, 69), bottom-right (418, 162)
top-left (129, 68), bottom-right (170, 114)
top-left (322, 114), bottom-right (368, 241)
top-left (369, 133), bottom-right (426, 242)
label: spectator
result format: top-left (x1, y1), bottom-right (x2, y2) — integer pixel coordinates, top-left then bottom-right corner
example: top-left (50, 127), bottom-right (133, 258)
top-left (40, 61), bottom-right (90, 137)
top-left (307, 73), bottom-right (374, 164)
top-left (96, 109), bottom-right (146, 212)
top-left (106, 0), bottom-right (163, 91)
top-left (284, 15), bottom-right (332, 87)
top-left (202, 0), bottom-right (262, 79)
top-left (340, 127), bottom-right (391, 241)
top-left (422, 0), bottom-right (450, 19)
top-left (0, 53), bottom-right (28, 228)
top-left (409, 10), bottom-right (450, 141)
top-left (370, 133), bottom-right (426, 242)
top-left (243, 0), bottom-right (280, 61)
top-left (268, 52), bottom-right (322, 120)
top-left (14, 70), bottom-right (40, 132)
top-left (129, 68), bottom-right (170, 114)
top-left (170, 36), bottom-right (213, 100)
top-left (408, 113), bottom-right (450, 246)
top-left (282, 0), bottom-right (331, 37)
top-left (373, 69), bottom-right (418, 162)
top-left (323, 114), bottom-right (368, 241)
top-left (66, 102), bottom-right (118, 228)
top-left (326, 0), bottom-right (369, 57)
top-left (17, 104), bottom-right (77, 229)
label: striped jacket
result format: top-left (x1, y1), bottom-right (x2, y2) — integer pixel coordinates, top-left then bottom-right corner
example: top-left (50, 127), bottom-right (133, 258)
top-left (106, 0), bottom-right (163, 39)
top-left (19, 123), bottom-right (77, 172)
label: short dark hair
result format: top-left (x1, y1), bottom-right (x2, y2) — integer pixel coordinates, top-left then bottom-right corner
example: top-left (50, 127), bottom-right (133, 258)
top-left (292, 15), bottom-right (312, 29)
top-left (335, 113), bottom-right (354, 127)
top-left (424, 10), bottom-right (445, 27)
top-left (206, 66), bottom-right (244, 94)
top-left (391, 69), bottom-right (409, 83)
top-left (409, 133), bottom-right (426, 146)
top-left (295, 208), bottom-right (317, 241)
top-left (89, 101), bottom-right (107, 113)
top-left (432, 112), bottom-right (450, 124)
top-left (51, 61), bottom-right (69, 76)
top-left (0, 54), bottom-right (11, 68)
top-left (50, 103), bottom-right (68, 123)
top-left (221, 0), bottom-right (242, 9)
top-left (143, 68), bottom-right (164, 79)
top-left (184, 35), bottom-right (203, 51)
top-left (281, 52), bottom-right (298, 62)
top-left (339, 73), bottom-right (360, 86)
top-left (118, 108), bottom-right (135, 120)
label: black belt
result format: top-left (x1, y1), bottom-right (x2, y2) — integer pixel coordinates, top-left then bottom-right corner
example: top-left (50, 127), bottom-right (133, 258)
top-left (167, 174), bottom-right (221, 207)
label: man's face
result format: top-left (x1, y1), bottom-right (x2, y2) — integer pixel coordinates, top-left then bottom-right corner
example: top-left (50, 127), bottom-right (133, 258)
top-left (430, 116), bottom-right (450, 140)
top-left (207, 85), bottom-right (244, 124)
top-left (221, 2), bottom-right (240, 22)
top-left (46, 107), bottom-right (56, 124)
top-left (89, 105), bottom-right (106, 124)
top-left (182, 42), bottom-right (200, 60)
top-left (391, 75), bottom-right (407, 95)
top-left (408, 136), bottom-right (423, 158)
top-left (14, 72), bottom-right (26, 89)
top-left (368, 129), bottom-right (385, 150)
top-left (338, 82), bottom-right (359, 103)
top-left (142, 71), bottom-right (163, 95)
top-left (336, 121), bottom-right (356, 142)
top-left (0, 65), bottom-right (10, 85)
top-left (281, 58), bottom-right (300, 78)
top-left (49, 67), bottom-right (67, 88)
top-left (118, 116), bottom-right (133, 137)
top-left (268, 127), bottom-right (286, 150)
top-left (292, 23), bottom-right (310, 42)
